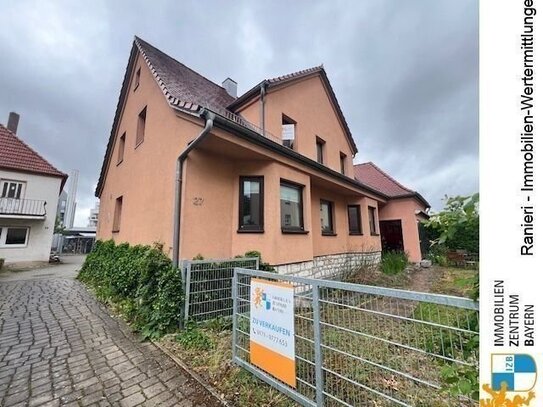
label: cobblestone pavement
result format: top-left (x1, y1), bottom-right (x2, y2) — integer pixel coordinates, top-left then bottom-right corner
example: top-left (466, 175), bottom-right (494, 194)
top-left (0, 276), bottom-right (223, 406)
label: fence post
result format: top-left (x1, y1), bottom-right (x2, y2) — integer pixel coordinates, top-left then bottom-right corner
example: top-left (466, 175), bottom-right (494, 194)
top-left (231, 268), bottom-right (240, 362)
top-left (181, 262), bottom-right (192, 329)
top-left (178, 261), bottom-right (186, 330)
top-left (312, 284), bottom-right (324, 406)
top-left (255, 257), bottom-right (260, 270)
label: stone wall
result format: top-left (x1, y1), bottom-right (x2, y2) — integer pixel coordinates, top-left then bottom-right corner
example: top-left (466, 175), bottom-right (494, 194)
top-left (274, 251), bottom-right (381, 280)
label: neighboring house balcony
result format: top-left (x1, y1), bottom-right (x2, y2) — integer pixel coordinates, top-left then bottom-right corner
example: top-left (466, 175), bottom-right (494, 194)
top-left (0, 198), bottom-right (47, 219)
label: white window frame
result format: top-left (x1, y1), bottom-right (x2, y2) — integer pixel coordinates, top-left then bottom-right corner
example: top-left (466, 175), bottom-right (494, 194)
top-left (0, 179), bottom-right (26, 200)
top-left (0, 226), bottom-right (30, 248)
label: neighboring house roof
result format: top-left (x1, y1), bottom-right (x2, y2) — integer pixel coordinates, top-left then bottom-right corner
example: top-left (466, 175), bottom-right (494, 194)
top-left (353, 162), bottom-right (430, 208)
top-left (0, 124), bottom-right (68, 188)
top-left (228, 65), bottom-right (358, 154)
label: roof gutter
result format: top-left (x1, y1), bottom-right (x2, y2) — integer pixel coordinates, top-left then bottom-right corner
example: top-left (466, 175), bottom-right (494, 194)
top-left (172, 110), bottom-right (215, 267)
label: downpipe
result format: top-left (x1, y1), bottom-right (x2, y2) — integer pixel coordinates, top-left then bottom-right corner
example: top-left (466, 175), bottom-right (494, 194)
top-left (172, 111), bottom-right (215, 268)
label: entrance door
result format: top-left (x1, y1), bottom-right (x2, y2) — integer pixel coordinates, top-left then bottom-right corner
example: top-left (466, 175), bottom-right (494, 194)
top-left (379, 220), bottom-right (404, 252)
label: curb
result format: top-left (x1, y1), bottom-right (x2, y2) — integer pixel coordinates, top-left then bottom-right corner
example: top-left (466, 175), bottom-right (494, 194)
top-left (152, 341), bottom-right (231, 407)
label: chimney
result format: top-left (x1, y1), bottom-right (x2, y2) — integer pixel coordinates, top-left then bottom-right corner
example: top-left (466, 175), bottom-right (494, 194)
top-left (222, 78), bottom-right (237, 98)
top-left (7, 112), bottom-right (20, 134)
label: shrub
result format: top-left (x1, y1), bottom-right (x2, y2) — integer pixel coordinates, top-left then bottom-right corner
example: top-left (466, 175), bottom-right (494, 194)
top-left (243, 250), bottom-right (275, 271)
top-left (380, 251), bottom-right (408, 275)
top-left (78, 240), bottom-right (184, 339)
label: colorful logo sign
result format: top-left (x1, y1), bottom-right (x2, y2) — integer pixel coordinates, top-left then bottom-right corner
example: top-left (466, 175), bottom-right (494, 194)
top-left (253, 287), bottom-right (272, 310)
top-left (250, 278), bottom-right (296, 387)
top-left (491, 354), bottom-right (537, 392)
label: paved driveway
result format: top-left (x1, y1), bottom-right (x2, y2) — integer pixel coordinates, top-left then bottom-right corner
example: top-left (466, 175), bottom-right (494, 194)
top-left (0, 258), bottom-right (222, 407)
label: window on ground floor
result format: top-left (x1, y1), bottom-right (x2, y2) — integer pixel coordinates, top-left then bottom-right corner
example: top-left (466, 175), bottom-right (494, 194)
top-left (280, 181), bottom-right (304, 232)
top-left (112, 196), bottom-right (123, 233)
top-left (0, 227), bottom-right (29, 247)
top-left (368, 206), bottom-right (378, 235)
top-left (320, 200), bottom-right (335, 235)
top-left (348, 205), bottom-right (362, 235)
top-left (239, 176), bottom-right (264, 232)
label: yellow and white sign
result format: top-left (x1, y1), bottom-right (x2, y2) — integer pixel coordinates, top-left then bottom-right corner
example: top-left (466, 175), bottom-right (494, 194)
top-left (250, 278), bottom-right (296, 387)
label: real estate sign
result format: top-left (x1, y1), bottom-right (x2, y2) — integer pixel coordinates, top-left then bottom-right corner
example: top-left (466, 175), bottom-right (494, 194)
top-left (250, 278), bottom-right (296, 387)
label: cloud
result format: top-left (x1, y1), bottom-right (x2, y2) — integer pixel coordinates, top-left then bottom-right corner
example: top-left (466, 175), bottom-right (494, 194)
top-left (0, 0), bottom-right (477, 226)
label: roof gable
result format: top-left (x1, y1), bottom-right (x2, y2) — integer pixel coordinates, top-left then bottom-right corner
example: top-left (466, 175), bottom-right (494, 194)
top-left (0, 124), bottom-right (67, 184)
top-left (228, 66), bottom-right (358, 154)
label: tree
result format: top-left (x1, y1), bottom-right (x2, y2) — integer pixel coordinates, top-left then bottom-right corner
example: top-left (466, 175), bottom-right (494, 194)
top-left (425, 193), bottom-right (479, 253)
top-left (54, 216), bottom-right (66, 234)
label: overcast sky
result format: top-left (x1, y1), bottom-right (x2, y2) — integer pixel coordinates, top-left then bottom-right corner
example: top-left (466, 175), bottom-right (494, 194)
top-left (0, 0), bottom-right (478, 226)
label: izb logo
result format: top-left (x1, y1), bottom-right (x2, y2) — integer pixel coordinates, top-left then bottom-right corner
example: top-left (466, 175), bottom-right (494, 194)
top-left (492, 354), bottom-right (537, 392)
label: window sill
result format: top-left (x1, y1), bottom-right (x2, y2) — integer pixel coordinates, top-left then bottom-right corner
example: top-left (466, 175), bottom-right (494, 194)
top-left (135, 140), bottom-right (144, 149)
top-left (116, 159), bottom-right (123, 166)
top-left (371, 233), bottom-right (380, 237)
top-left (237, 229), bottom-right (265, 234)
top-left (321, 232), bottom-right (337, 237)
top-left (134, 84), bottom-right (139, 91)
top-left (281, 229), bottom-right (309, 235)
top-left (349, 232), bottom-right (363, 236)
top-left (112, 229), bottom-right (120, 233)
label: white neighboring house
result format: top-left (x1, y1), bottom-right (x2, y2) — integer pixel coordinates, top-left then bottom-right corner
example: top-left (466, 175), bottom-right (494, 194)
top-left (0, 120), bottom-right (67, 264)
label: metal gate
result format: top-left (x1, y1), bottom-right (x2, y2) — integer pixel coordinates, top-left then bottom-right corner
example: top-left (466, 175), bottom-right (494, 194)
top-left (232, 268), bottom-right (479, 406)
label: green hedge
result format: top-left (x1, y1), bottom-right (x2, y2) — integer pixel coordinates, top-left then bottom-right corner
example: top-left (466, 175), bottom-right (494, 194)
top-left (78, 240), bottom-right (183, 339)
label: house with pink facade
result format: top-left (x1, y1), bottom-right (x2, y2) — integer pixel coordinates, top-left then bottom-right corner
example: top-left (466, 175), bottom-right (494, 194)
top-left (96, 37), bottom-right (429, 275)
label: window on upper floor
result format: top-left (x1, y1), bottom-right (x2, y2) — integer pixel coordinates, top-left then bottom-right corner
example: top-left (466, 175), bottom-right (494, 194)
top-left (0, 227), bottom-right (29, 247)
top-left (316, 137), bottom-right (325, 164)
top-left (340, 152), bottom-right (347, 175)
top-left (282, 114), bottom-right (296, 149)
top-left (368, 206), bottom-right (378, 235)
top-left (348, 205), bottom-right (362, 235)
top-left (112, 196), bottom-right (123, 233)
top-left (136, 107), bottom-right (147, 147)
top-left (117, 133), bottom-right (126, 164)
top-left (320, 200), bottom-right (335, 235)
top-left (280, 181), bottom-right (304, 232)
top-left (239, 176), bottom-right (264, 232)
top-left (1, 180), bottom-right (24, 199)
top-left (134, 67), bottom-right (141, 90)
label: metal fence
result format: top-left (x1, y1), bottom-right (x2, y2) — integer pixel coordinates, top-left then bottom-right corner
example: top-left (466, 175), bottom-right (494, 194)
top-left (232, 268), bottom-right (479, 407)
top-left (181, 257), bottom-right (259, 326)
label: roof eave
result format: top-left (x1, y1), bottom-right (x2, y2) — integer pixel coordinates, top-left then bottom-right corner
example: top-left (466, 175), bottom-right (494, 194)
top-left (205, 108), bottom-right (386, 201)
top-left (389, 192), bottom-right (431, 210)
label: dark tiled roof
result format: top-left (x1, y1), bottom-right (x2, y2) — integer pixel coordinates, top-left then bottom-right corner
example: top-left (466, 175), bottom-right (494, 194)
top-left (96, 37), bottom-right (359, 196)
top-left (354, 162), bottom-right (429, 208)
top-left (227, 65), bottom-right (358, 154)
top-left (134, 37), bottom-right (235, 113)
top-left (0, 124), bottom-right (67, 182)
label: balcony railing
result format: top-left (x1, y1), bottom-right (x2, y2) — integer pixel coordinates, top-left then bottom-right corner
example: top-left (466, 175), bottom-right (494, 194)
top-left (0, 198), bottom-right (47, 217)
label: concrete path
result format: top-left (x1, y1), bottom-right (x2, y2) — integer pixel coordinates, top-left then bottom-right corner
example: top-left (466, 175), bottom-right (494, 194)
top-left (0, 258), bottom-right (222, 407)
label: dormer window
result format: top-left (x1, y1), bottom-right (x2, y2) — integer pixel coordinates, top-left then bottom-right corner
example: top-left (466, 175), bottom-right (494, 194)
top-left (282, 114), bottom-right (296, 149)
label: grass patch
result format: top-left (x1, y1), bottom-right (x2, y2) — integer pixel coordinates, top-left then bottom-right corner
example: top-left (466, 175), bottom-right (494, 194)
top-left (160, 323), bottom-right (296, 407)
top-left (431, 267), bottom-right (478, 297)
top-left (380, 251), bottom-right (409, 275)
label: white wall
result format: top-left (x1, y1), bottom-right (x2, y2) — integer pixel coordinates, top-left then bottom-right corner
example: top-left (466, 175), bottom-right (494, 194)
top-left (0, 169), bottom-right (62, 263)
